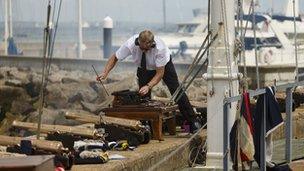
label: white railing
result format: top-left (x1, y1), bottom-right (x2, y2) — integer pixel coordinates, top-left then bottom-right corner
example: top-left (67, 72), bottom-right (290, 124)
top-left (223, 80), bottom-right (304, 170)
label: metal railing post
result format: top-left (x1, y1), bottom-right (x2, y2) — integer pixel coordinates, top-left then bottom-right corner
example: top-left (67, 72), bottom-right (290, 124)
top-left (223, 102), bottom-right (229, 171)
top-left (285, 87), bottom-right (293, 163)
top-left (260, 94), bottom-right (266, 171)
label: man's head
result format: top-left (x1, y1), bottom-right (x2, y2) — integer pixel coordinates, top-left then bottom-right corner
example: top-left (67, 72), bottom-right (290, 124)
top-left (138, 30), bottom-right (155, 51)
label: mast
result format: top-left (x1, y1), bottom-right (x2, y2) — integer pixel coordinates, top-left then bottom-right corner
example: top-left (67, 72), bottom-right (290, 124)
top-left (285, 0), bottom-right (299, 17)
top-left (162, 0), bottom-right (167, 30)
top-left (205, 0), bottom-right (238, 169)
top-left (4, 0), bottom-right (8, 55)
top-left (8, 0), bottom-right (12, 37)
top-left (77, 0), bottom-right (83, 58)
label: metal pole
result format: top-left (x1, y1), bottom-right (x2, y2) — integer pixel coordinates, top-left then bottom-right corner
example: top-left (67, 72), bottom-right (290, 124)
top-left (77, 0), bottom-right (83, 58)
top-left (206, 0), bottom-right (237, 168)
top-left (162, 0), bottom-right (166, 30)
top-left (8, 0), bottom-right (12, 37)
top-left (271, 0), bottom-right (274, 17)
top-left (260, 94), bottom-right (266, 171)
top-left (285, 87), bottom-right (293, 163)
top-left (103, 16), bottom-right (113, 59)
top-left (223, 102), bottom-right (229, 171)
top-left (4, 0), bottom-right (8, 55)
top-left (252, 0), bottom-right (260, 89)
top-left (293, 0), bottom-right (299, 82)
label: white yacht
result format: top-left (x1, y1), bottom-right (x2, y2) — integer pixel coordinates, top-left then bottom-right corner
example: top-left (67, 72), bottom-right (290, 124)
top-left (160, 0), bottom-right (304, 67)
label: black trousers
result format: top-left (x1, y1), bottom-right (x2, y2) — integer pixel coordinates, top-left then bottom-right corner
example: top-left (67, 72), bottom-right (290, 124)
top-left (137, 58), bottom-right (196, 123)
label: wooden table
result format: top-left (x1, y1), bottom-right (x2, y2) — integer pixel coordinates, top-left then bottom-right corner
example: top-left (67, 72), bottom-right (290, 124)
top-left (102, 105), bottom-right (177, 141)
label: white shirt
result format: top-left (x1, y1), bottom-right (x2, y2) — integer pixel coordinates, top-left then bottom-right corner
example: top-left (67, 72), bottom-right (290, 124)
top-left (115, 34), bottom-right (171, 70)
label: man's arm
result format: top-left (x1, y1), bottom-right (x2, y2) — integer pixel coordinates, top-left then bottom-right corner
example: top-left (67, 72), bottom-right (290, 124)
top-left (97, 54), bottom-right (118, 80)
top-left (139, 66), bottom-right (165, 96)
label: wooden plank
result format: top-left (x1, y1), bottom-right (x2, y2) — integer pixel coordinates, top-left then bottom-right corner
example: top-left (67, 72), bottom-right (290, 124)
top-left (64, 111), bottom-right (142, 130)
top-left (0, 135), bottom-right (66, 153)
top-left (12, 121), bottom-right (102, 138)
top-left (102, 105), bottom-right (178, 113)
top-left (0, 155), bottom-right (54, 171)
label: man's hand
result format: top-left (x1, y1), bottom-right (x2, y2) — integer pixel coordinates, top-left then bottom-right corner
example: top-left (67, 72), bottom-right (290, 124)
top-left (139, 85), bottom-right (150, 96)
top-left (96, 72), bottom-right (108, 81)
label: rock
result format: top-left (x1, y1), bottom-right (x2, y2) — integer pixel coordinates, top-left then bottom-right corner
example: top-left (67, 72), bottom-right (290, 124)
top-left (152, 85), bottom-right (170, 98)
top-left (26, 108), bottom-right (59, 124)
top-left (27, 71), bottom-right (42, 84)
top-left (80, 101), bottom-right (102, 114)
top-left (0, 86), bottom-right (30, 117)
top-left (89, 81), bottom-right (108, 103)
top-left (47, 71), bottom-right (66, 83)
top-left (104, 75), bottom-right (138, 94)
top-left (0, 73), bottom-right (4, 79)
top-left (80, 98), bottom-right (112, 114)
top-left (48, 67), bottom-right (87, 84)
top-left (45, 85), bottom-right (69, 109)
top-left (4, 79), bottom-right (23, 87)
top-left (293, 86), bottom-right (304, 105)
top-left (10, 100), bottom-right (35, 116)
top-left (50, 64), bottom-right (60, 72)
top-left (68, 92), bottom-right (83, 103)
top-left (24, 82), bottom-right (40, 98)
top-left (103, 78), bottom-right (119, 84)
top-left (89, 81), bottom-right (100, 93)
top-left (61, 77), bottom-right (79, 84)
top-left (5, 67), bottom-right (29, 84)
top-left (17, 67), bottom-right (31, 72)
top-left (0, 112), bottom-right (26, 134)
top-left (53, 111), bottom-right (80, 126)
top-left (78, 88), bottom-right (98, 103)
top-left (187, 85), bottom-right (207, 101)
top-left (70, 70), bottom-right (91, 82)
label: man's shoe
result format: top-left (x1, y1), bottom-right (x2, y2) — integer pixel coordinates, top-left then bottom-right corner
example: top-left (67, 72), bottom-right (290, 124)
top-left (190, 121), bottom-right (202, 134)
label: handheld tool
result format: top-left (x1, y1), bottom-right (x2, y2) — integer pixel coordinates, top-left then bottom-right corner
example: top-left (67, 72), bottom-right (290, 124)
top-left (92, 65), bottom-right (110, 96)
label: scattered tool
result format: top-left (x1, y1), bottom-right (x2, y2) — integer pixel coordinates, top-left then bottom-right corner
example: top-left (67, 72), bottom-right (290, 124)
top-left (92, 65), bottom-right (110, 96)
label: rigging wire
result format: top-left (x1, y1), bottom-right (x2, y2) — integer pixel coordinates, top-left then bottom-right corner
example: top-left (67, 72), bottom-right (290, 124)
top-left (169, 32), bottom-right (212, 104)
top-left (240, 0), bottom-right (255, 90)
top-left (37, 0), bottom-right (62, 139)
top-left (252, 0), bottom-right (260, 89)
top-left (174, 33), bottom-right (219, 104)
top-left (239, 0), bottom-right (249, 90)
top-left (37, 0), bottom-right (52, 139)
top-left (46, 0), bottom-right (63, 80)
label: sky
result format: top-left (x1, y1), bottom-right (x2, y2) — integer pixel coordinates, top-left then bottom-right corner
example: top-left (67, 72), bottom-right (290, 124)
top-left (0, 0), bottom-right (304, 23)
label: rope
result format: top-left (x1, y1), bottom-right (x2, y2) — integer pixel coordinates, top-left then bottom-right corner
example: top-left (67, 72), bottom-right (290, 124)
top-left (174, 33), bottom-right (219, 103)
top-left (46, 0), bottom-right (63, 85)
top-left (147, 123), bottom-right (207, 171)
top-left (293, 0), bottom-right (299, 82)
top-left (190, 139), bottom-right (207, 167)
top-left (169, 32), bottom-right (212, 104)
top-left (37, 0), bottom-right (52, 139)
top-left (251, 0), bottom-right (260, 89)
top-left (239, 0), bottom-right (249, 90)
top-left (37, 0), bottom-right (63, 139)
top-left (239, 0), bottom-right (255, 91)
top-left (241, 3), bottom-right (253, 39)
